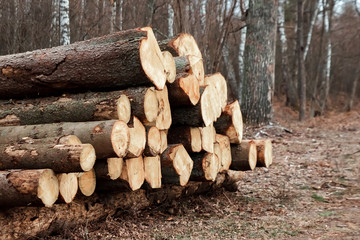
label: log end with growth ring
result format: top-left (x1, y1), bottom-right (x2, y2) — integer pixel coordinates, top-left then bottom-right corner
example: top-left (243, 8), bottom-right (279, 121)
top-left (224, 100), bottom-right (243, 144)
top-left (202, 153), bottom-right (220, 181)
top-left (216, 134), bottom-right (232, 172)
top-left (145, 126), bottom-right (161, 156)
top-left (107, 157), bottom-right (123, 180)
top-left (201, 124), bottom-right (215, 153)
top-left (78, 169), bottom-right (96, 196)
top-left (144, 87), bottom-right (159, 123)
top-left (117, 95), bottom-right (131, 124)
top-left (172, 145), bottom-right (193, 186)
top-left (248, 142), bottom-right (257, 170)
top-left (127, 116), bottom-right (146, 157)
top-left (121, 156), bottom-right (145, 191)
top-left (190, 127), bottom-right (202, 152)
top-left (78, 143), bottom-right (96, 172)
top-left (155, 85), bottom-right (172, 130)
top-left (179, 74), bottom-right (200, 105)
top-left (201, 85), bottom-right (221, 126)
top-left (144, 155), bottom-right (162, 188)
top-left (162, 51), bottom-right (176, 83)
top-left (254, 139), bottom-right (273, 168)
top-left (58, 173), bottom-right (78, 204)
top-left (37, 169), bottom-right (60, 207)
top-left (111, 120), bottom-right (130, 158)
top-left (204, 73), bottom-right (228, 111)
top-left (159, 130), bottom-right (168, 154)
top-left (139, 27), bottom-right (167, 90)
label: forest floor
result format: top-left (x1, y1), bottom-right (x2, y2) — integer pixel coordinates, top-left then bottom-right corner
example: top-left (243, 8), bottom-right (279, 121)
top-left (64, 97), bottom-right (360, 240)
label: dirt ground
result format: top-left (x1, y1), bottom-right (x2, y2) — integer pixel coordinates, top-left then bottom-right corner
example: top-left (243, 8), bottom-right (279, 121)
top-left (56, 98), bottom-right (360, 240)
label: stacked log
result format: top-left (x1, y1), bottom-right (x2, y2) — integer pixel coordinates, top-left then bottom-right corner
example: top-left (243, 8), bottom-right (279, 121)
top-left (0, 26), bottom-right (273, 215)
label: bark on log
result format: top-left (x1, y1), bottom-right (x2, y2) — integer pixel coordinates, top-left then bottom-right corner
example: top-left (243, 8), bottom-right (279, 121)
top-left (155, 85), bottom-right (172, 130)
top-left (0, 143), bottom-right (96, 172)
top-left (215, 134), bottom-right (232, 172)
top-left (171, 85), bottom-right (220, 127)
top-left (57, 173), bottom-right (78, 204)
top-left (0, 169), bottom-right (59, 208)
top-left (214, 100), bottom-right (243, 143)
top-left (190, 153), bottom-right (219, 182)
top-left (94, 158), bottom-right (123, 180)
top-left (167, 73), bottom-right (200, 106)
top-left (253, 139), bottom-right (273, 168)
top-left (119, 156), bottom-right (145, 191)
top-left (144, 155), bottom-right (162, 189)
top-left (0, 120), bottom-right (130, 159)
top-left (143, 126), bottom-right (161, 156)
top-left (167, 126), bottom-right (202, 153)
top-left (127, 117), bottom-right (146, 157)
top-left (230, 140), bottom-right (257, 171)
top-left (0, 27), bottom-right (167, 99)
top-left (161, 144), bottom-right (193, 186)
top-left (162, 51), bottom-right (176, 83)
top-left (204, 73), bottom-right (228, 111)
top-left (16, 135), bottom-right (82, 145)
top-left (78, 169), bottom-right (96, 196)
top-left (159, 130), bottom-right (168, 154)
top-left (174, 56), bottom-right (191, 74)
top-left (0, 91), bottom-right (131, 126)
top-left (200, 123), bottom-right (216, 153)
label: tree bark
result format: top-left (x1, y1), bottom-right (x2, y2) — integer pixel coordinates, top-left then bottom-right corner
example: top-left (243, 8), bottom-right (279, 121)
top-left (167, 126), bottom-right (202, 153)
top-left (161, 144), bottom-right (193, 186)
top-left (230, 140), bottom-right (257, 171)
top-left (214, 100), bottom-right (243, 143)
top-left (144, 155), bottom-right (162, 189)
top-left (174, 56), bottom-right (191, 74)
top-left (0, 169), bottom-right (59, 207)
top-left (241, 0), bottom-right (277, 124)
top-left (0, 143), bottom-right (96, 172)
top-left (0, 91), bottom-right (131, 126)
top-left (0, 27), bottom-right (167, 99)
top-left (167, 73), bottom-right (200, 106)
top-left (190, 152), bottom-right (219, 182)
top-left (0, 120), bottom-right (130, 159)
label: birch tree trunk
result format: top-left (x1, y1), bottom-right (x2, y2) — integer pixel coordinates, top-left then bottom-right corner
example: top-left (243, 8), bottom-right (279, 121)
top-left (59, 0), bottom-right (70, 45)
top-left (304, 0), bottom-right (320, 61)
top-left (297, 0), bottom-right (306, 121)
top-left (168, 3), bottom-right (174, 37)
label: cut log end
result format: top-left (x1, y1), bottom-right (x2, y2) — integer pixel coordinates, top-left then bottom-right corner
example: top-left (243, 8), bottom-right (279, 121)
top-left (144, 156), bottom-right (162, 188)
top-left (202, 153), bottom-right (220, 181)
top-left (230, 140), bottom-right (257, 171)
top-left (204, 73), bottom-right (228, 111)
top-left (248, 143), bottom-right (257, 170)
top-left (117, 95), bottom-right (131, 124)
top-left (127, 117), bottom-right (146, 157)
top-left (78, 169), bottom-right (96, 196)
top-left (111, 120), bottom-right (130, 158)
top-left (201, 124), bottom-right (215, 153)
top-left (228, 101), bottom-right (243, 143)
top-left (179, 74), bottom-right (200, 105)
top-left (107, 157), bottom-right (123, 180)
top-left (160, 130), bottom-right (168, 154)
top-left (190, 127), bottom-right (202, 152)
top-left (37, 169), bottom-right (60, 207)
top-left (254, 139), bottom-right (273, 168)
top-left (58, 173), bottom-right (78, 204)
top-left (145, 126), bottom-right (161, 156)
top-left (162, 51), bottom-right (176, 83)
top-left (144, 87), bottom-right (159, 123)
top-left (216, 134), bottom-right (232, 172)
top-left (79, 144), bottom-right (96, 172)
top-left (172, 145), bottom-right (193, 186)
top-left (201, 85), bottom-right (221, 126)
top-left (155, 85), bottom-right (172, 130)
top-left (58, 135), bottom-right (82, 145)
top-left (121, 156), bottom-right (145, 191)
top-left (139, 27), bottom-right (166, 90)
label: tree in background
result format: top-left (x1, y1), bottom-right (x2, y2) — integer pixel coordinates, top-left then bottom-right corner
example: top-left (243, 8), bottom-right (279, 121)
top-left (60, 0), bottom-right (70, 45)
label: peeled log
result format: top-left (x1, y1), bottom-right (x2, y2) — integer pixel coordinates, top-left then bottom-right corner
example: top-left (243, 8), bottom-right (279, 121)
top-left (161, 144), bottom-right (193, 186)
top-left (190, 153), bottom-right (219, 182)
top-left (0, 169), bottom-right (59, 207)
top-left (167, 126), bottom-right (202, 153)
top-left (94, 158), bottom-right (123, 180)
top-left (144, 126), bottom-right (161, 157)
top-left (127, 117), bottom-right (146, 157)
top-left (230, 140), bottom-right (257, 171)
top-left (253, 139), bottom-right (273, 168)
top-left (57, 173), bottom-right (78, 204)
top-left (120, 156), bottom-right (145, 191)
top-left (0, 120), bottom-right (130, 159)
top-left (162, 51), bottom-right (176, 83)
top-left (167, 74), bottom-right (200, 106)
top-left (0, 91), bottom-right (131, 126)
top-left (214, 100), bottom-right (243, 143)
top-left (78, 169), bottom-right (96, 197)
top-left (204, 73), bottom-right (228, 111)
top-left (215, 134), bottom-right (232, 172)
top-left (0, 27), bottom-right (166, 99)
top-left (144, 156), bottom-right (162, 188)
top-left (171, 85), bottom-right (220, 127)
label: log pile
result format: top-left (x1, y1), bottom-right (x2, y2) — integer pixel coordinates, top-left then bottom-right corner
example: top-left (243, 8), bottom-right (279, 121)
top-left (0, 27), bottom-right (273, 217)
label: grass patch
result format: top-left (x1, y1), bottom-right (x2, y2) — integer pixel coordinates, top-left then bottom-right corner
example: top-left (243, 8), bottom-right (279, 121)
top-left (311, 194), bottom-right (325, 202)
top-left (319, 210), bottom-right (335, 217)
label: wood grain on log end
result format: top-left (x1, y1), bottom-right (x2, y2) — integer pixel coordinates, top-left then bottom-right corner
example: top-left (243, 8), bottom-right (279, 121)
top-left (144, 155), bottom-right (162, 188)
top-left (202, 153), bottom-right (220, 181)
top-left (107, 157), bottom-right (124, 180)
top-left (127, 117), bottom-right (146, 157)
top-left (57, 173), bottom-right (78, 204)
top-left (190, 127), bottom-right (202, 152)
top-left (215, 134), bottom-right (232, 172)
top-left (139, 27), bottom-right (167, 90)
top-left (144, 126), bottom-right (161, 156)
top-left (58, 135), bottom-right (82, 145)
top-left (230, 140), bottom-right (257, 171)
top-left (155, 85), bottom-right (172, 130)
top-left (117, 94), bottom-right (131, 124)
top-left (201, 85), bottom-right (221, 126)
top-left (111, 120), bottom-right (130, 158)
top-left (200, 123), bottom-right (215, 153)
top-left (37, 169), bottom-right (59, 207)
top-left (168, 74), bottom-right (200, 106)
top-left (121, 156), bottom-right (145, 191)
top-left (78, 169), bottom-right (96, 197)
top-left (143, 87), bottom-right (159, 123)
top-left (162, 51), bottom-right (176, 83)
top-left (204, 73), bottom-right (228, 111)
top-left (254, 139), bottom-right (273, 168)
top-left (159, 130), bottom-right (168, 154)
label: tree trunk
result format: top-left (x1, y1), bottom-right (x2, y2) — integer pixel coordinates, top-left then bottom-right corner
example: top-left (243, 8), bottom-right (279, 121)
top-left (167, 73), bottom-right (200, 106)
top-left (161, 144), bottom-right (193, 186)
top-left (253, 139), bottom-right (273, 168)
top-left (0, 120), bottom-right (130, 159)
top-left (59, 0), bottom-right (70, 45)
top-left (241, 0), bottom-right (277, 124)
top-left (0, 169), bottom-right (59, 207)
top-left (214, 100), bottom-right (243, 143)
top-left (127, 116), bottom-right (146, 158)
top-left (167, 126), bottom-right (202, 153)
top-left (143, 126), bottom-right (161, 156)
top-left (347, 65), bottom-right (360, 111)
top-left (190, 152), bottom-right (219, 182)
top-left (297, 0), bottom-right (306, 121)
top-left (0, 143), bottom-right (95, 172)
top-left (215, 134), bottom-right (232, 172)
top-left (0, 27), bottom-right (166, 99)
top-left (144, 155), bottom-right (162, 189)
top-left (57, 173), bottom-right (78, 204)
top-left (230, 140), bottom-right (257, 171)
top-left (78, 169), bottom-right (96, 197)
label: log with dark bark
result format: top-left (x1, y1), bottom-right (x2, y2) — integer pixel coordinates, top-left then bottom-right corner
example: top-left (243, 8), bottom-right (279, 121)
top-left (127, 117), bottom-right (146, 157)
top-left (144, 155), bottom-right (162, 188)
top-left (144, 126), bottom-right (161, 156)
top-left (160, 130), bottom-right (168, 154)
top-left (174, 56), bottom-right (191, 74)
top-left (78, 169), bottom-right (96, 197)
top-left (171, 85), bottom-right (220, 127)
top-left (204, 73), bottom-right (228, 111)
top-left (215, 134), bottom-right (232, 172)
top-left (17, 135), bottom-right (82, 145)
top-left (0, 91), bottom-right (131, 126)
top-left (0, 143), bottom-right (96, 172)
top-left (155, 85), bottom-right (172, 130)
top-left (167, 73), bottom-right (200, 106)
top-left (162, 51), bottom-right (176, 83)
top-left (0, 120), bottom-right (130, 159)
top-left (190, 153), bottom-right (219, 182)
top-left (167, 126), bottom-right (202, 153)
top-left (0, 169), bottom-right (59, 208)
top-left (200, 123), bottom-right (216, 153)
top-left (161, 144), bottom-right (193, 186)
top-left (57, 173), bottom-right (78, 204)
top-left (119, 156), bottom-right (145, 191)
top-left (214, 100), bottom-right (243, 143)
top-left (94, 158), bottom-right (123, 180)
top-left (230, 140), bottom-right (257, 171)
top-left (254, 139), bottom-right (273, 168)
top-left (0, 27), bottom-right (167, 99)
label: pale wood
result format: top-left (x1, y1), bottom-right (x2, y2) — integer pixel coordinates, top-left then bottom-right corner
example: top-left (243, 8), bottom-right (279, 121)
top-left (200, 123), bottom-right (215, 153)
top-left (190, 153), bottom-right (219, 182)
top-left (57, 173), bottom-right (78, 204)
top-left (78, 169), bottom-right (96, 196)
top-left (167, 126), bottom-right (202, 153)
top-left (144, 126), bottom-right (161, 156)
top-left (162, 51), bottom-right (176, 83)
top-left (155, 85), bottom-right (172, 130)
top-left (167, 73), bottom-right (200, 106)
top-left (94, 158), bottom-right (123, 180)
top-left (230, 140), bottom-right (257, 171)
top-left (160, 130), bottom-right (168, 154)
top-left (253, 139), bottom-right (273, 167)
top-left (120, 156), bottom-right (145, 191)
top-left (204, 73), bottom-right (228, 111)
top-left (127, 116), bottom-right (146, 157)
top-left (215, 134), bottom-right (232, 172)
top-left (144, 155), bottom-right (162, 188)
